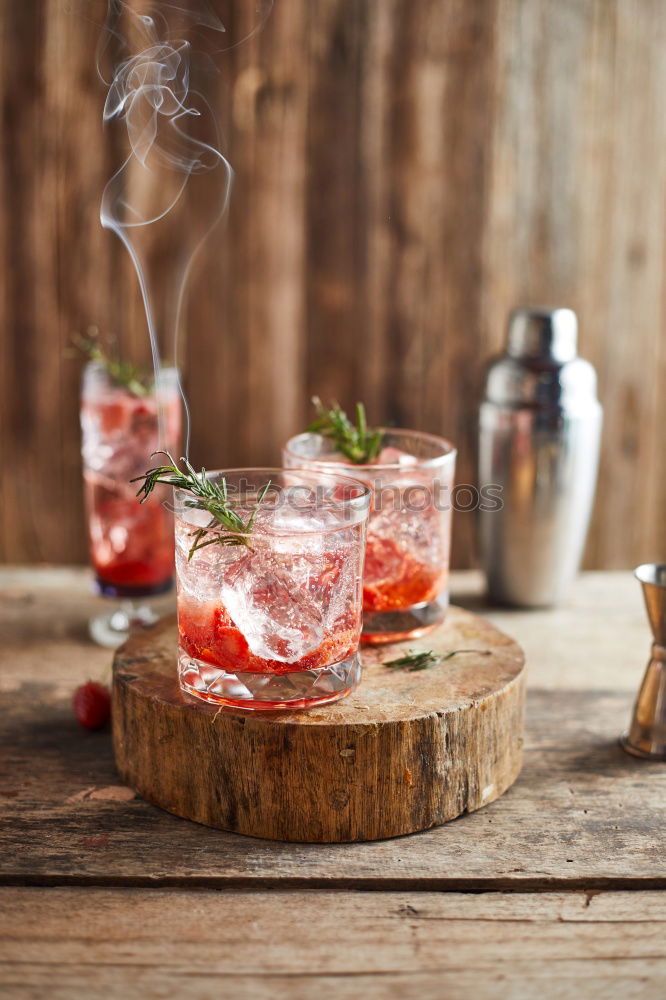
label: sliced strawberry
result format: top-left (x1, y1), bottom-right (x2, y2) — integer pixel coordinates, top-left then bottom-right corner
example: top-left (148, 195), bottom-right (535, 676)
top-left (363, 536), bottom-right (444, 611)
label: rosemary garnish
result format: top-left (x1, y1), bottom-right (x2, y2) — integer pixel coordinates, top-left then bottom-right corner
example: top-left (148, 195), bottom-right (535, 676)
top-left (132, 452), bottom-right (272, 559)
top-left (384, 649), bottom-right (491, 672)
top-left (307, 397), bottom-right (382, 464)
top-left (71, 332), bottom-right (151, 397)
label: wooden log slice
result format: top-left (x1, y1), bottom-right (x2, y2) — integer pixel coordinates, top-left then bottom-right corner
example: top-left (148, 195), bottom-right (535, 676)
top-left (112, 608), bottom-right (525, 842)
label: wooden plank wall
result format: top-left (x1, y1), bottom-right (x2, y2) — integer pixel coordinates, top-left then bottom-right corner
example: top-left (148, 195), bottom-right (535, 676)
top-left (1, 0), bottom-right (665, 568)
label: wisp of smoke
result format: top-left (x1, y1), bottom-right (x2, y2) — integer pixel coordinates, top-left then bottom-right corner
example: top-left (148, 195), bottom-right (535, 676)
top-left (99, 1), bottom-right (236, 453)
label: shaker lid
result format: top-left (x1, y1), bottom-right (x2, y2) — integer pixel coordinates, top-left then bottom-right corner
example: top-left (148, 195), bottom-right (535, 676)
top-left (507, 307), bottom-right (578, 363)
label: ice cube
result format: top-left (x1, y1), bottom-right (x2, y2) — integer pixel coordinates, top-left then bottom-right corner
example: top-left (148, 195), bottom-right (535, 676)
top-left (270, 498), bottom-right (345, 535)
top-left (376, 446), bottom-right (418, 467)
top-left (175, 517), bottom-right (240, 602)
top-left (221, 546), bottom-right (327, 661)
top-left (368, 499), bottom-right (445, 570)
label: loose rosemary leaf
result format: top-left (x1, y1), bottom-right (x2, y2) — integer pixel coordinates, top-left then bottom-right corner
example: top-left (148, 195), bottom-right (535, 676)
top-left (384, 649), bottom-right (491, 672)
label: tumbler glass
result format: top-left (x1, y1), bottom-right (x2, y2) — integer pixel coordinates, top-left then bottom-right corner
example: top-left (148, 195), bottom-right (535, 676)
top-left (175, 468), bottom-right (371, 710)
top-left (283, 429), bottom-right (456, 643)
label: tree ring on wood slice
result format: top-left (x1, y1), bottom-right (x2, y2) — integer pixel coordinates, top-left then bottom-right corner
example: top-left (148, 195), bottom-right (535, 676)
top-left (112, 607), bottom-right (525, 842)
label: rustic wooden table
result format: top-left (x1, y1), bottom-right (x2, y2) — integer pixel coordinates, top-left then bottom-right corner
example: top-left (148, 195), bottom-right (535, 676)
top-left (1, 567), bottom-right (665, 999)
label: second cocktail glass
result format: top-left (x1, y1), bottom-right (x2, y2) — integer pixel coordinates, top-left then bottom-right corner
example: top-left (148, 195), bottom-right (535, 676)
top-left (81, 360), bottom-right (182, 646)
top-left (283, 429), bottom-right (456, 643)
top-left (174, 469), bottom-right (371, 710)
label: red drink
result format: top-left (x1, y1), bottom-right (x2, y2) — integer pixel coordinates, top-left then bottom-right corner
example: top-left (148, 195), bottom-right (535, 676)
top-left (283, 431), bottom-right (456, 643)
top-left (178, 593), bottom-right (360, 676)
top-left (362, 535), bottom-right (447, 612)
top-left (81, 362), bottom-right (181, 598)
top-left (174, 470), bottom-right (370, 710)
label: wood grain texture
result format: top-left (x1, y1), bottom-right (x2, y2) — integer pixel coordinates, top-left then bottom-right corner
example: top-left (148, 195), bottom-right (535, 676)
top-left (0, 565), bottom-right (649, 693)
top-left (1, 889), bottom-right (666, 1000)
top-left (8, 684), bottom-right (665, 889)
top-left (2, 1), bottom-right (666, 569)
top-left (1, 567), bottom-right (665, 998)
top-left (112, 609), bottom-right (525, 841)
top-left (479, 0), bottom-right (666, 570)
top-left (0, 569), bottom-right (663, 888)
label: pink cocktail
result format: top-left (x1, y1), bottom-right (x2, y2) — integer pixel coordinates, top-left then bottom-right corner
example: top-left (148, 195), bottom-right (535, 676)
top-left (80, 361), bottom-right (181, 644)
top-left (173, 469), bottom-right (370, 710)
top-left (283, 429), bottom-right (456, 643)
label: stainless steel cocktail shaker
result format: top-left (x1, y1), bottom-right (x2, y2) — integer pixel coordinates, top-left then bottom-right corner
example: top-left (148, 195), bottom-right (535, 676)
top-left (478, 307), bottom-right (602, 607)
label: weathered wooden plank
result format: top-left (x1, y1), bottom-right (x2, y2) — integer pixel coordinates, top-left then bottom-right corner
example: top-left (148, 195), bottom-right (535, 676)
top-left (0, 567), bottom-right (647, 693)
top-left (1, 890), bottom-right (665, 1000)
top-left (480, 0), bottom-right (666, 570)
top-left (1, 568), bottom-right (657, 887)
top-left (0, 566), bottom-right (176, 690)
top-left (188, 0), bottom-right (309, 471)
top-left (0, 0), bottom-right (111, 566)
top-left (3, 2), bottom-right (666, 570)
top-left (451, 568), bottom-right (648, 693)
top-left (305, 0), bottom-right (499, 570)
top-left (1, 668), bottom-right (663, 884)
top-left (1, 970), bottom-right (663, 1000)
top-left (304, 0), bottom-right (366, 414)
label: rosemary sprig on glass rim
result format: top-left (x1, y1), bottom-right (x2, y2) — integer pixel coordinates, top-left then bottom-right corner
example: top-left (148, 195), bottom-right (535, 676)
top-left (384, 648), bottom-right (492, 672)
top-left (307, 397), bottom-right (382, 464)
top-left (70, 331), bottom-right (151, 397)
top-left (132, 452), bottom-right (272, 560)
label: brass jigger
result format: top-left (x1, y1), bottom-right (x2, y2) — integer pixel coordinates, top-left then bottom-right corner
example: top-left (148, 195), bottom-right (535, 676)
top-left (621, 564), bottom-right (666, 760)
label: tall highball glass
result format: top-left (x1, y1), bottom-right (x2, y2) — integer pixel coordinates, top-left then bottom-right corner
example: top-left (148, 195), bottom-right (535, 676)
top-left (80, 361), bottom-right (181, 646)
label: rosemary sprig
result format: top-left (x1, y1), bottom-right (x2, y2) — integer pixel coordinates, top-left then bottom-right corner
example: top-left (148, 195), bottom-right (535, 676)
top-left (307, 397), bottom-right (382, 464)
top-left (384, 649), bottom-right (491, 672)
top-left (131, 452), bottom-right (272, 559)
top-left (71, 332), bottom-right (151, 397)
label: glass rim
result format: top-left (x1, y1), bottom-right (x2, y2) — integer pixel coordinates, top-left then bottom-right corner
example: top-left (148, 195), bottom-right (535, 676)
top-left (173, 466), bottom-right (372, 535)
top-left (82, 360), bottom-right (181, 382)
top-left (283, 428), bottom-right (457, 471)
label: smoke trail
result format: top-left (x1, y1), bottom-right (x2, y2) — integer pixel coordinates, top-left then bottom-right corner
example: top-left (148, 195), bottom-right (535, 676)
top-left (98, 1), bottom-right (248, 454)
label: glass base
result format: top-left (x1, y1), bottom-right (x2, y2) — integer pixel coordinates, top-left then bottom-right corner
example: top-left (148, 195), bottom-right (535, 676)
top-left (362, 594), bottom-right (448, 645)
top-left (94, 576), bottom-right (174, 599)
top-left (88, 601), bottom-right (161, 649)
top-left (178, 648), bottom-right (362, 711)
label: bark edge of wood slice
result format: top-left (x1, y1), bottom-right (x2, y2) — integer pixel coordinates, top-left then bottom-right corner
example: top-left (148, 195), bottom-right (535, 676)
top-left (112, 607), bottom-right (525, 842)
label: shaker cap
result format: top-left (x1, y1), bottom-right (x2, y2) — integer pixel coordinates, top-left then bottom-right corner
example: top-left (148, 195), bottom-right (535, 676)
top-left (507, 307), bottom-right (578, 363)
